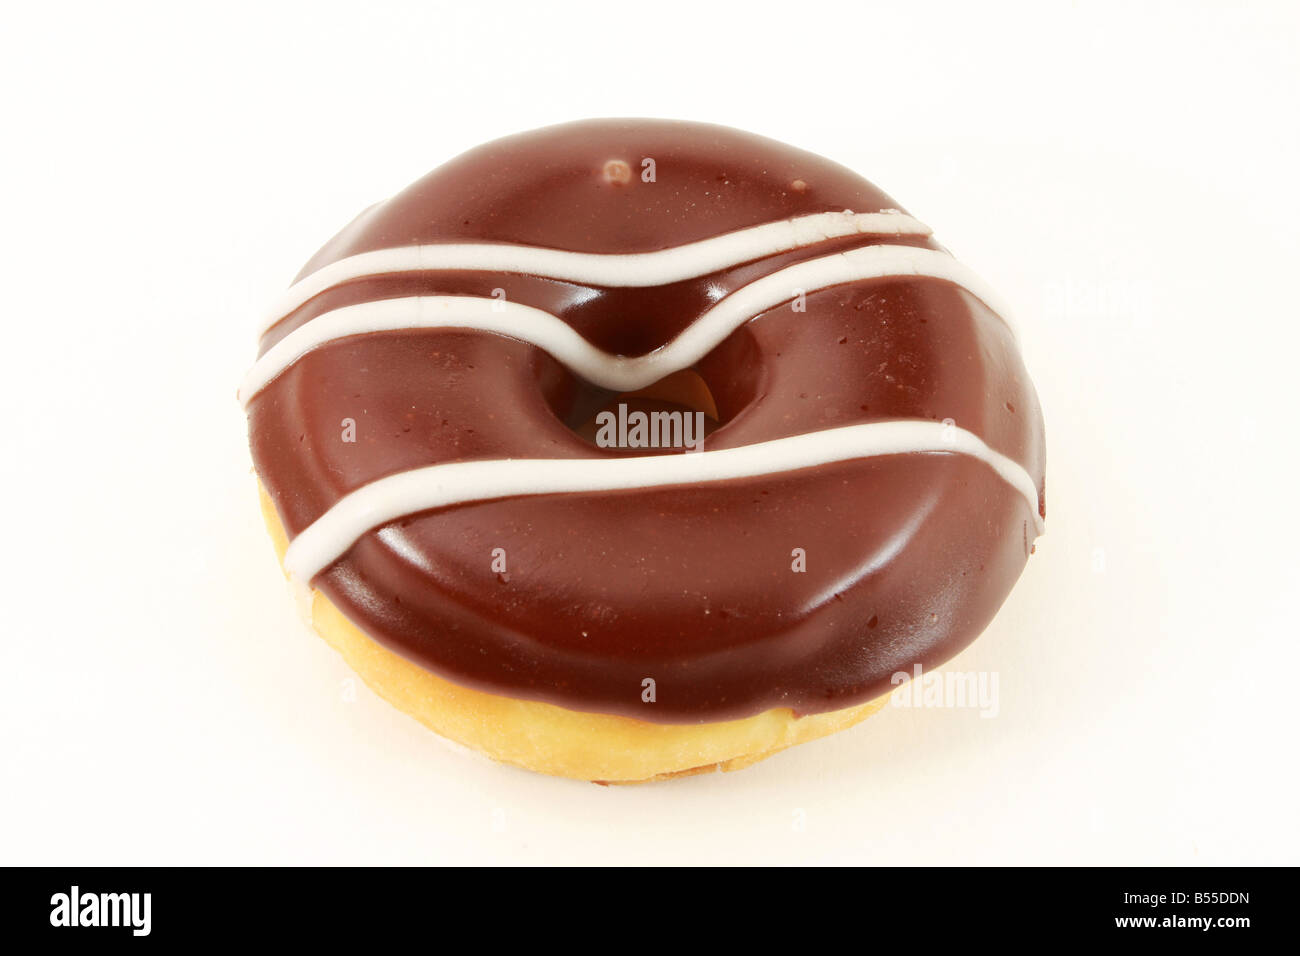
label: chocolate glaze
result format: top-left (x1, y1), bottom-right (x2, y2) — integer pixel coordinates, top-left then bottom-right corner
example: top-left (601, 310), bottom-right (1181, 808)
top-left (246, 119), bottom-right (1046, 723)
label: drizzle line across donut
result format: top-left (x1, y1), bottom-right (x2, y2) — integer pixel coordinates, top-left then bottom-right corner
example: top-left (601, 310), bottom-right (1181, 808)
top-left (256, 209), bottom-right (932, 336)
top-left (281, 421), bottom-right (1042, 584)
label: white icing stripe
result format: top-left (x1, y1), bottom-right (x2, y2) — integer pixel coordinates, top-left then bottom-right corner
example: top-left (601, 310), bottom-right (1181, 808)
top-left (239, 244), bottom-right (1010, 404)
top-left (283, 420), bottom-right (1044, 582)
top-left (257, 210), bottom-right (931, 335)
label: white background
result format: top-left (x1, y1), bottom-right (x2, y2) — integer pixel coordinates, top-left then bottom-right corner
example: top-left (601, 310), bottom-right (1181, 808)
top-left (2, 0), bottom-right (1297, 865)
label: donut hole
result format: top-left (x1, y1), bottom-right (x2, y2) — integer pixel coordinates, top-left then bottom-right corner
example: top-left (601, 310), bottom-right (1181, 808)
top-left (537, 329), bottom-right (765, 452)
top-left (692, 323), bottom-right (765, 425)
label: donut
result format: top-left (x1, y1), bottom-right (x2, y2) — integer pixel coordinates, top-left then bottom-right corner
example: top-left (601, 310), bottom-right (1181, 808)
top-left (240, 119), bottom-right (1046, 782)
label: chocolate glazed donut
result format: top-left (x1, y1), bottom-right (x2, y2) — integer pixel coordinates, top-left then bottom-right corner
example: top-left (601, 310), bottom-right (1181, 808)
top-left (242, 119), bottom-right (1046, 727)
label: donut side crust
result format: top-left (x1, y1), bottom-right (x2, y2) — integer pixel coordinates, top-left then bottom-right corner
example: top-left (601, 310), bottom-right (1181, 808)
top-left (258, 483), bottom-right (888, 782)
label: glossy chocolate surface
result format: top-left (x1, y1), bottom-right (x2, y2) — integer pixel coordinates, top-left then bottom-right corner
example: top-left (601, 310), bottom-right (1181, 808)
top-left (247, 119), bottom-right (1046, 723)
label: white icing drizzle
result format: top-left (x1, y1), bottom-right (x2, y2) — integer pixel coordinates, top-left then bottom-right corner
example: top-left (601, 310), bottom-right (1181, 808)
top-left (257, 210), bottom-right (931, 335)
top-left (249, 209), bottom-right (1040, 583)
top-left (239, 244), bottom-right (1011, 404)
top-left (282, 420), bottom-right (1044, 583)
